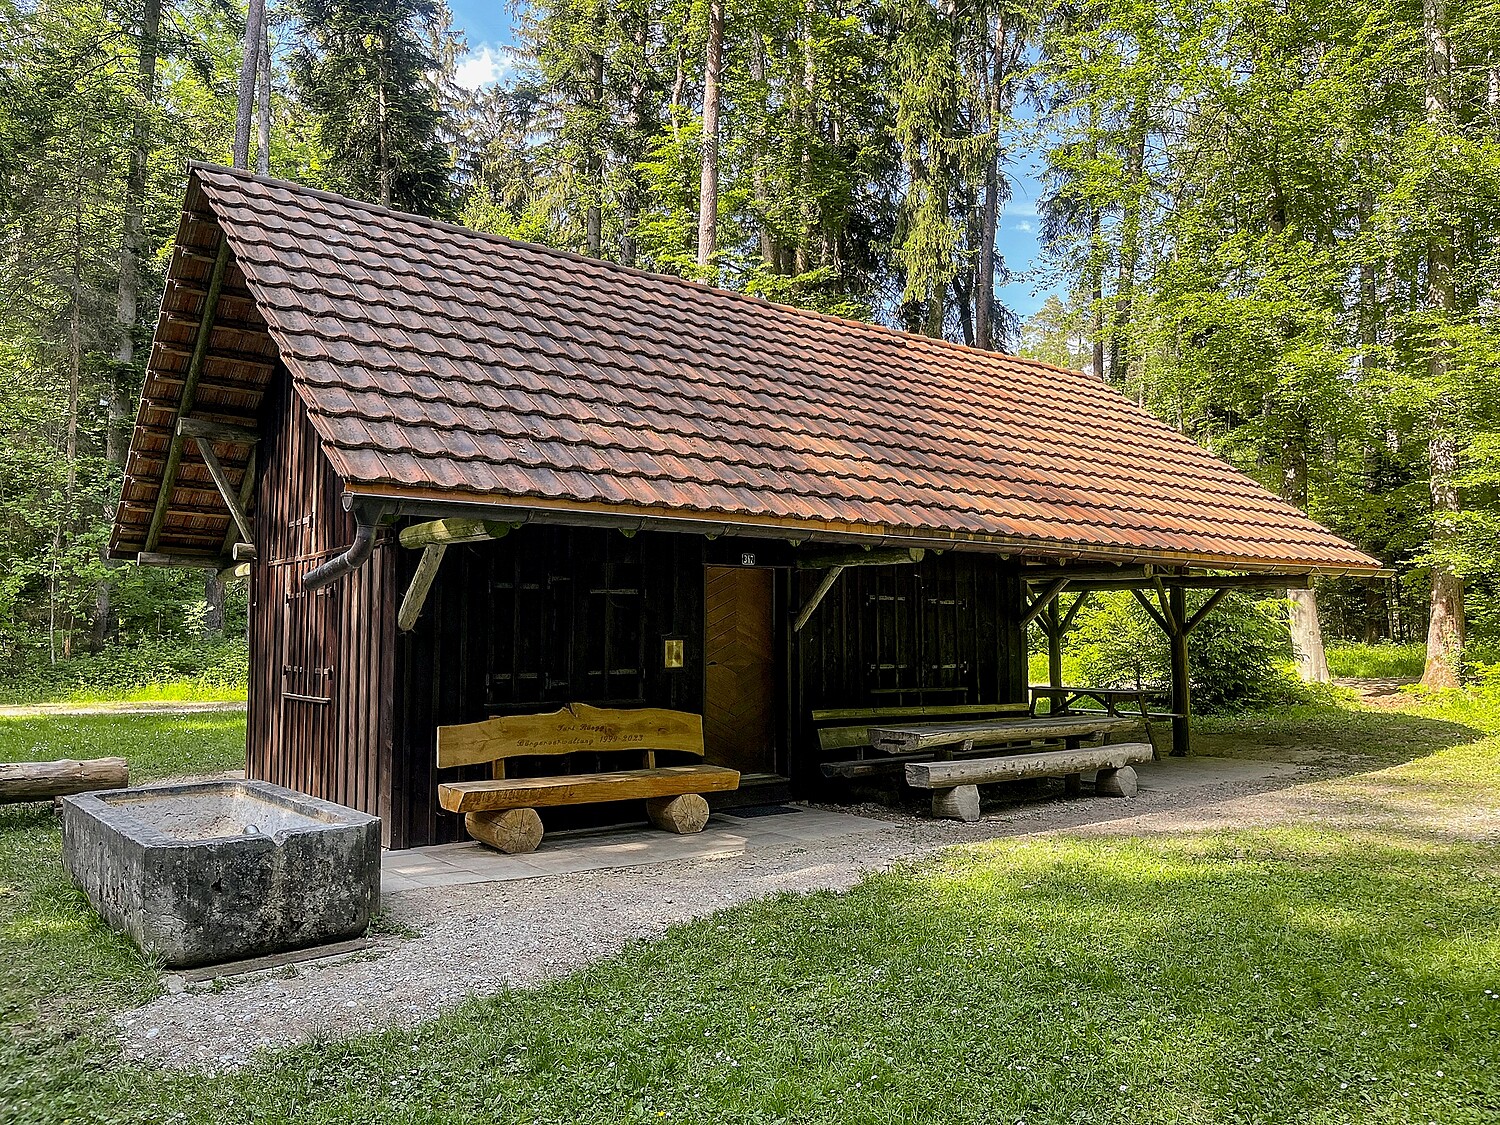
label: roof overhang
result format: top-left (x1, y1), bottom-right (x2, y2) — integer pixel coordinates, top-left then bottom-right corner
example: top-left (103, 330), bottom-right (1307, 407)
top-left (341, 484), bottom-right (1392, 579)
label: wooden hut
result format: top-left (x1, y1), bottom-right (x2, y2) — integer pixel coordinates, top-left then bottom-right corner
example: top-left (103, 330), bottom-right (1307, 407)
top-left (109, 165), bottom-right (1382, 849)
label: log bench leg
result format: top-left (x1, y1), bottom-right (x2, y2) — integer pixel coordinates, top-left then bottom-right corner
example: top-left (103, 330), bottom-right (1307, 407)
top-left (931, 784), bottom-right (980, 823)
top-left (1095, 765), bottom-right (1139, 798)
top-left (646, 793), bottom-right (711, 834)
top-left (465, 808), bottom-right (544, 854)
top-left (1064, 772), bottom-right (1082, 798)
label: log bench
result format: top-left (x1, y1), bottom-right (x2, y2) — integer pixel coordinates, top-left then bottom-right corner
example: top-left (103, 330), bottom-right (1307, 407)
top-left (435, 704), bottom-right (739, 853)
top-left (904, 741), bottom-right (1155, 822)
top-left (864, 713), bottom-right (1142, 822)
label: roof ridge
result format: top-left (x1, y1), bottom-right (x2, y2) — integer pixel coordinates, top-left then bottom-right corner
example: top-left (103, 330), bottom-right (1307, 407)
top-left (186, 162), bottom-right (1090, 380)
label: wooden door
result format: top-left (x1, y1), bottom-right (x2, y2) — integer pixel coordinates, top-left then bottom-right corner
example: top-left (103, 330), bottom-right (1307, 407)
top-left (703, 566), bottom-right (777, 774)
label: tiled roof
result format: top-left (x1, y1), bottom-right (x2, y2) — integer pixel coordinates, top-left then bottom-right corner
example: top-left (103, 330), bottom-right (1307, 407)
top-left (111, 164), bottom-right (1382, 573)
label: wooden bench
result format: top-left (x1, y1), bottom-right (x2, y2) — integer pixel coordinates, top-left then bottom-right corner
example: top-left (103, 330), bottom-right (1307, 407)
top-left (436, 704), bottom-right (740, 853)
top-left (864, 713), bottom-right (1143, 822)
top-left (814, 703), bottom-right (1034, 779)
top-left (905, 741), bottom-right (1155, 821)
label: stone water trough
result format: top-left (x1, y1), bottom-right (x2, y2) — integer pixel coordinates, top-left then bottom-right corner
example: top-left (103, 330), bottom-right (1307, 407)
top-left (62, 780), bottom-right (380, 968)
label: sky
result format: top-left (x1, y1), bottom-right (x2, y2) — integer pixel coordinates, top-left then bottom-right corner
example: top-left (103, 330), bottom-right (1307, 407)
top-left (445, 0), bottom-right (1055, 318)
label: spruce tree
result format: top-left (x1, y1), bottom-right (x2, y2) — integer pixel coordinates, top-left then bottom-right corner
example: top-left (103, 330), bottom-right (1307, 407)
top-left (289, 0), bottom-right (455, 216)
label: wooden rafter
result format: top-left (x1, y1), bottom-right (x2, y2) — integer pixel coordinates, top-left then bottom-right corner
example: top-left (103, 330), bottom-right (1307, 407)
top-left (795, 547), bottom-right (925, 570)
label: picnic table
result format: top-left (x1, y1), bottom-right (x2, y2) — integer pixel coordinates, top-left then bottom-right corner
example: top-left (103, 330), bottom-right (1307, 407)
top-left (868, 713), bottom-right (1136, 755)
top-left (1030, 684), bottom-right (1171, 719)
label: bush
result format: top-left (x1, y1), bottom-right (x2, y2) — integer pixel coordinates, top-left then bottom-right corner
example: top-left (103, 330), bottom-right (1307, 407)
top-left (0, 637), bottom-right (249, 705)
top-left (1061, 590), bottom-right (1310, 714)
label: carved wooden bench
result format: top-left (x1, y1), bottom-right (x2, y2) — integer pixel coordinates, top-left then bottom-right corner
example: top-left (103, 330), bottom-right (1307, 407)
top-left (435, 704), bottom-right (740, 853)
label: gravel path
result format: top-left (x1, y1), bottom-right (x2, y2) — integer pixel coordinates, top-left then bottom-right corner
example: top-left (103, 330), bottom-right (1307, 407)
top-left (117, 759), bottom-right (1383, 1071)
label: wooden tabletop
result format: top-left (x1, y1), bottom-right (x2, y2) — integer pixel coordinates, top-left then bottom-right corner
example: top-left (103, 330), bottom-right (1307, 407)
top-left (869, 714), bottom-right (1136, 754)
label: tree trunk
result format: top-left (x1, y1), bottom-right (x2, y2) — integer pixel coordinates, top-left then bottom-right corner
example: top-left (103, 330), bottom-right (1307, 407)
top-left (376, 35), bottom-right (392, 206)
top-left (696, 0), bottom-right (724, 278)
top-left (1089, 207), bottom-right (1105, 379)
top-left (748, 37), bottom-right (776, 269)
top-left (974, 14), bottom-right (1006, 351)
top-left (256, 15), bottom-right (271, 176)
top-left (1281, 434), bottom-right (1330, 683)
top-left (233, 0), bottom-right (266, 168)
top-left (1420, 0), bottom-right (1463, 690)
top-left (585, 50), bottom-right (604, 257)
top-left (795, 0), bottom-right (817, 275)
top-left (203, 573), bottom-right (227, 637)
top-left (1110, 107), bottom-right (1146, 385)
top-left (619, 14), bottom-right (650, 268)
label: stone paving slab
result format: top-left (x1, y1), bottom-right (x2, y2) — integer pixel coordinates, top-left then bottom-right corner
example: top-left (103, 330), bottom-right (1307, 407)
top-left (382, 805), bottom-right (897, 893)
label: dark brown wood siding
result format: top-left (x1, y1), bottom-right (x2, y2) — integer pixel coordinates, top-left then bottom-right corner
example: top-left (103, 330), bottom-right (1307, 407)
top-left (246, 372), bottom-right (395, 843)
top-left (792, 553), bottom-right (1026, 782)
top-left (388, 526), bottom-right (709, 848)
top-left (385, 527), bottom-right (1023, 848)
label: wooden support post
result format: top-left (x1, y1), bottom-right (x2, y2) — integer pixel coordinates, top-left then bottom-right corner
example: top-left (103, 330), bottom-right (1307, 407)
top-left (793, 565), bottom-right (845, 632)
top-left (397, 543), bottom-right (447, 632)
top-left (143, 242), bottom-right (230, 553)
top-left (1046, 597), bottom-right (1063, 695)
top-left (1169, 584), bottom-right (1190, 757)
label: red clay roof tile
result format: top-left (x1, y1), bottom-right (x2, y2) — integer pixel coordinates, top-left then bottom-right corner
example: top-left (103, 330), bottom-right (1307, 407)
top-left (137, 164), bottom-right (1381, 572)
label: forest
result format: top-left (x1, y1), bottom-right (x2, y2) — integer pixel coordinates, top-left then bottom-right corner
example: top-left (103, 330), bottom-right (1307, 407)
top-left (1, 0), bottom-right (1497, 694)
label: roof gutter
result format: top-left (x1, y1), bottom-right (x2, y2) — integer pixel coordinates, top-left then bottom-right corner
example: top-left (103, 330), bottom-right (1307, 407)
top-left (301, 500), bottom-right (389, 591)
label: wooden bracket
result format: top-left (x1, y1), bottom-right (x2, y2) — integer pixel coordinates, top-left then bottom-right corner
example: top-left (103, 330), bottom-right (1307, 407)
top-left (1184, 588), bottom-right (1233, 634)
top-left (397, 543), bottom-right (447, 632)
top-left (1058, 590), bottom-right (1092, 633)
top-left (1131, 587), bottom-right (1171, 634)
top-left (1022, 577), bottom-right (1070, 628)
top-left (793, 565), bottom-right (846, 632)
top-left (143, 241), bottom-right (231, 554)
top-left (217, 562), bottom-right (251, 584)
top-left (183, 423), bottom-right (256, 548)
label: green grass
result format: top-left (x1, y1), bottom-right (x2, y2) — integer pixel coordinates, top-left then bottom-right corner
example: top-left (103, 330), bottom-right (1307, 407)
top-left (1325, 642), bottom-right (1427, 680)
top-left (4, 703), bottom-right (1500, 1122)
top-left (0, 639), bottom-right (249, 706)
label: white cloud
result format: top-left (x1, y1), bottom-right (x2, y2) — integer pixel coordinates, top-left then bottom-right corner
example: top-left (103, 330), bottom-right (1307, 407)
top-left (455, 45), bottom-right (509, 90)
top-left (1015, 220), bottom-right (1034, 233)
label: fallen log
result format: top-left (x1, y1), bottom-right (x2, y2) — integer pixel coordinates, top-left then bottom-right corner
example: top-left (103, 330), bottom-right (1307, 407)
top-left (0, 758), bottom-right (129, 803)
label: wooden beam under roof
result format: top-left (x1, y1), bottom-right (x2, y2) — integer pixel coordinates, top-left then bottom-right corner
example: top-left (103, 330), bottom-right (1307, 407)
top-left (143, 240), bottom-right (231, 554)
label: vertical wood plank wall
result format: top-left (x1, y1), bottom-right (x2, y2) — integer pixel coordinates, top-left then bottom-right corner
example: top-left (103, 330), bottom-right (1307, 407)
top-left (793, 553), bottom-right (1026, 781)
top-left (388, 526), bottom-right (708, 849)
top-left (384, 528), bottom-right (1025, 848)
top-left (246, 372), bottom-right (396, 843)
